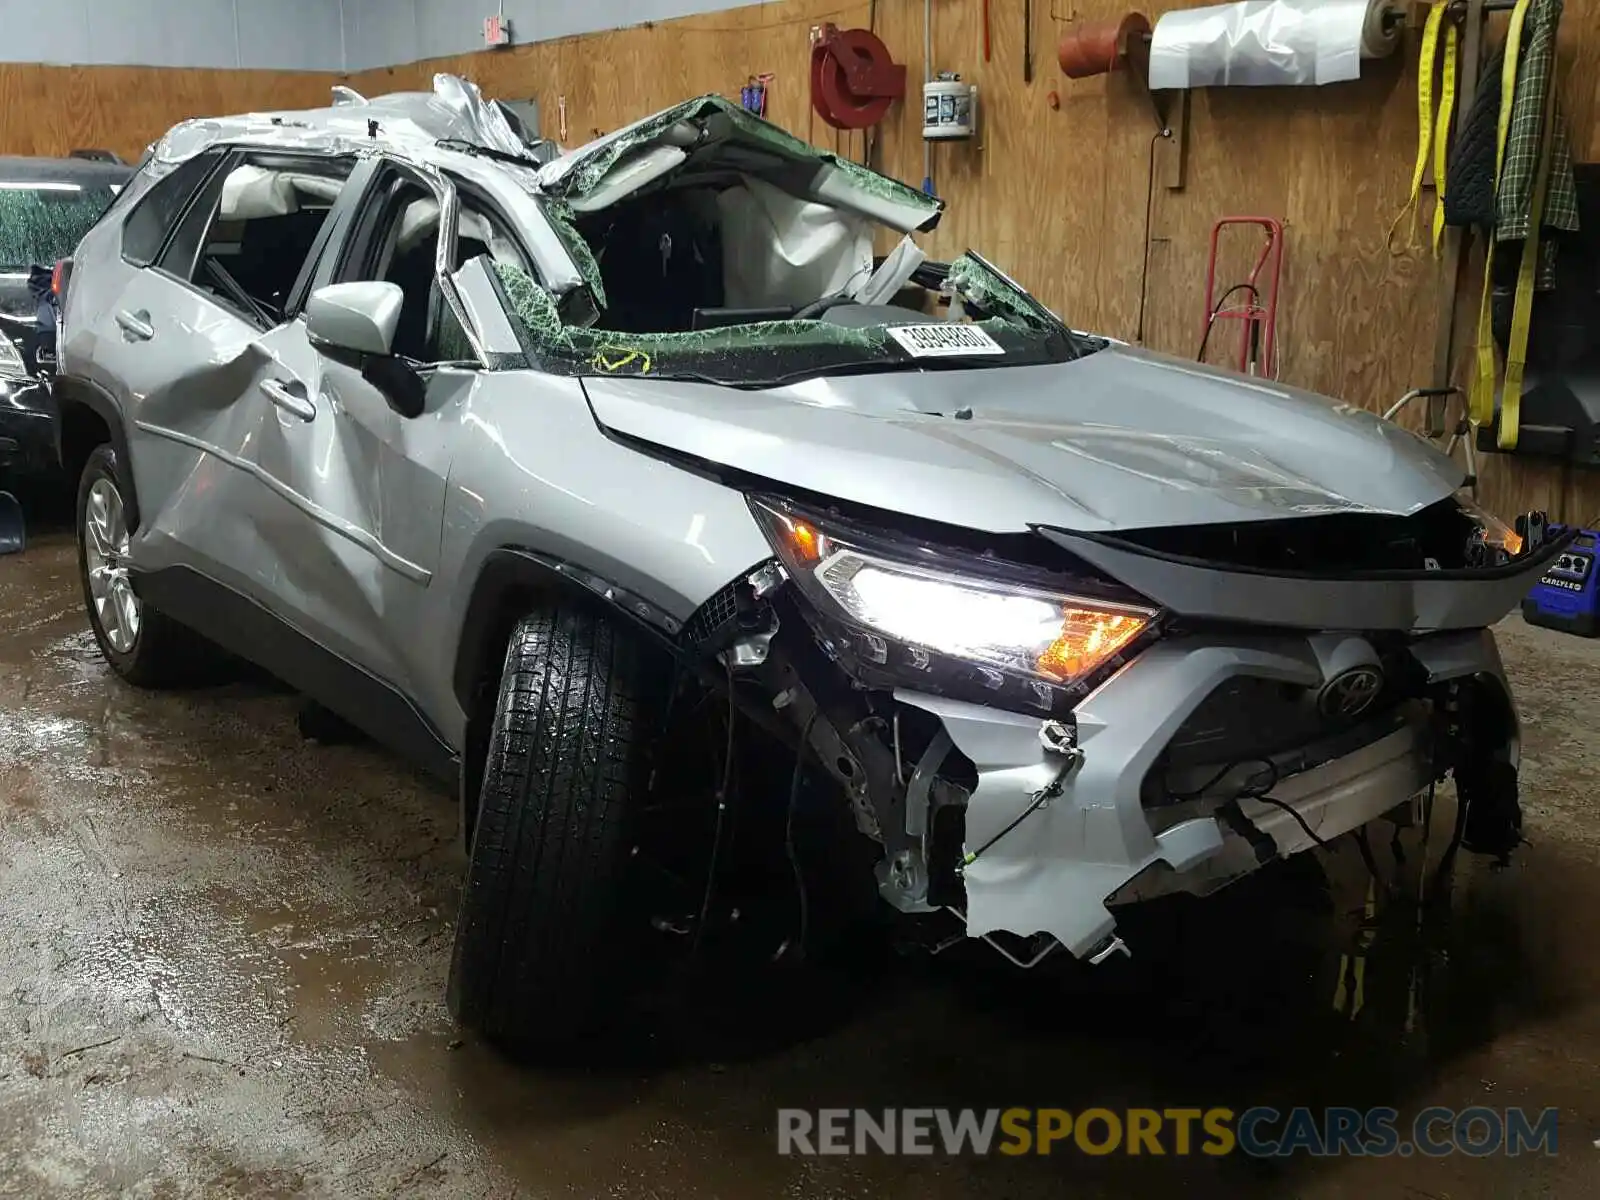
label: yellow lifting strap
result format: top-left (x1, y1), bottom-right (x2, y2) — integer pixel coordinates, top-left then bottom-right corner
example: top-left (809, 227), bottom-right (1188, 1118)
top-left (1387, 3), bottom-right (1458, 256)
top-left (1432, 22), bottom-right (1459, 251)
top-left (1468, 0), bottom-right (1534, 433)
top-left (1497, 64), bottom-right (1560, 449)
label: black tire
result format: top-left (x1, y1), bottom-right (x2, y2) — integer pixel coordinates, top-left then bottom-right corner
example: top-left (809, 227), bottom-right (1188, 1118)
top-left (76, 444), bottom-right (215, 687)
top-left (448, 602), bottom-right (658, 1058)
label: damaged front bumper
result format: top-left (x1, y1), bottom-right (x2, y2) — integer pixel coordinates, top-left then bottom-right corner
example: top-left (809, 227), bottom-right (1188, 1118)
top-left (895, 626), bottom-right (1517, 961)
top-left (711, 492), bottom-right (1551, 967)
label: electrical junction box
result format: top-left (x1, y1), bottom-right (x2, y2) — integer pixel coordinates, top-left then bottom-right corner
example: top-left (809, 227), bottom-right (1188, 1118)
top-left (484, 15), bottom-right (512, 47)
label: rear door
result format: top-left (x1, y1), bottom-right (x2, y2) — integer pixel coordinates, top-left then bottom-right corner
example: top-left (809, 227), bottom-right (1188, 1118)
top-left (98, 148), bottom-right (361, 597)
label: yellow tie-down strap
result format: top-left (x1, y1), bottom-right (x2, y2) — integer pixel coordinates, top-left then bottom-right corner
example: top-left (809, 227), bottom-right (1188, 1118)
top-left (1469, 0), bottom-right (1533, 440)
top-left (1387, 3), bottom-right (1457, 256)
top-left (1495, 68), bottom-right (1560, 450)
top-left (1432, 21), bottom-right (1458, 251)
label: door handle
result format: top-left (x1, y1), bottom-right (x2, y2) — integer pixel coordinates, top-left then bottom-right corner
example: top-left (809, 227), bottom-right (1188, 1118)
top-left (258, 378), bottom-right (316, 422)
top-left (115, 309), bottom-right (154, 341)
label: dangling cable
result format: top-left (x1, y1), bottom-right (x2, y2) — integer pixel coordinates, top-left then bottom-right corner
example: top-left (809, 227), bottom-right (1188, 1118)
top-left (1196, 282), bottom-right (1260, 364)
top-left (783, 710), bottom-right (820, 960)
top-left (689, 664), bottom-right (737, 966)
top-left (1133, 129), bottom-right (1163, 346)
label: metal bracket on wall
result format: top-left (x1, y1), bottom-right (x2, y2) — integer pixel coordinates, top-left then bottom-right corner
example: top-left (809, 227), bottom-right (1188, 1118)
top-left (1154, 89), bottom-right (1190, 191)
top-left (1055, 14), bottom-right (1185, 187)
top-left (1128, 30), bottom-right (1188, 190)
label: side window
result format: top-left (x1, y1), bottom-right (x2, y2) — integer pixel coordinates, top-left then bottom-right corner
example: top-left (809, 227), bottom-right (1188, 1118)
top-left (121, 151), bottom-right (224, 266)
top-left (157, 154), bottom-right (355, 328)
top-left (336, 168), bottom-right (525, 364)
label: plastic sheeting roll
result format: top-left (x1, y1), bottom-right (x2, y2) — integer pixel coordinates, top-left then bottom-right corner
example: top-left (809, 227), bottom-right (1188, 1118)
top-left (1148, 0), bottom-right (1399, 89)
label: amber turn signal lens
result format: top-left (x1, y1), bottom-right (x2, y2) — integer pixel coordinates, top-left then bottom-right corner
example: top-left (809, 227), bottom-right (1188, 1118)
top-left (787, 519), bottom-right (824, 566)
top-left (1036, 608), bottom-right (1149, 681)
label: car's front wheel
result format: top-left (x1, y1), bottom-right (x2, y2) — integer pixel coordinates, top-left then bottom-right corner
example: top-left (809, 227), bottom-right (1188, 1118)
top-left (448, 602), bottom-right (661, 1058)
top-left (76, 445), bottom-right (214, 687)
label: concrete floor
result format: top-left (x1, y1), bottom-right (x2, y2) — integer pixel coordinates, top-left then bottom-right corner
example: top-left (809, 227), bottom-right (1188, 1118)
top-left (2, 531), bottom-right (1598, 1199)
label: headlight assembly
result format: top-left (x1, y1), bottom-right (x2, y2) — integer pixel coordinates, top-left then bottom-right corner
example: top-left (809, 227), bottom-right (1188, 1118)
top-left (0, 335), bottom-right (26, 380)
top-left (749, 497), bottom-right (1159, 711)
top-left (1455, 496), bottom-right (1525, 563)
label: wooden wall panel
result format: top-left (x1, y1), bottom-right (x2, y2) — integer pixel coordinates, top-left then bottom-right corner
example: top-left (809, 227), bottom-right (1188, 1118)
top-left (0, 64), bottom-right (341, 164)
top-left (383, 0), bottom-right (1596, 525)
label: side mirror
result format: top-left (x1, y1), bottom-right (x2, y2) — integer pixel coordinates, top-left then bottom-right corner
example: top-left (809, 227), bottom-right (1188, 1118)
top-left (306, 281), bottom-right (402, 358)
top-left (306, 281), bottom-right (424, 418)
top-left (361, 355), bottom-right (426, 420)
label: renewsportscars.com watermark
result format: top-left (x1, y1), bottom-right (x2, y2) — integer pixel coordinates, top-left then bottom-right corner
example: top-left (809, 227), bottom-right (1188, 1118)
top-left (777, 1106), bottom-right (1560, 1158)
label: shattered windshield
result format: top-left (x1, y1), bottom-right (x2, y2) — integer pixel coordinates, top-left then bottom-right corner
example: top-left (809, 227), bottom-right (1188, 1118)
top-left (0, 181), bottom-right (119, 269)
top-left (491, 252), bottom-right (1099, 387)
top-left (492, 225), bottom-right (1107, 390)
top-left (487, 95), bottom-right (1102, 386)
top-left (491, 248), bottom-right (1101, 387)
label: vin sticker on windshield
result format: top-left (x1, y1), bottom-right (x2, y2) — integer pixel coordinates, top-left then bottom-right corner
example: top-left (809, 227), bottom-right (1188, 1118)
top-left (886, 323), bottom-right (1005, 358)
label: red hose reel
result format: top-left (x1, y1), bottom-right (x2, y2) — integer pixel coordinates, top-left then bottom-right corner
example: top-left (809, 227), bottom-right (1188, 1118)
top-left (810, 24), bottom-right (906, 130)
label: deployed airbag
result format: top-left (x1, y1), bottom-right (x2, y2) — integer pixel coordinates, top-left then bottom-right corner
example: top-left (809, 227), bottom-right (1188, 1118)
top-left (218, 167), bottom-right (343, 221)
top-left (219, 166), bottom-right (298, 220)
top-left (716, 175), bottom-right (873, 309)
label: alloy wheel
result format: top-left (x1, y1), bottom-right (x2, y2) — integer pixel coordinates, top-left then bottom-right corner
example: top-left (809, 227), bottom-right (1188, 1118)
top-left (83, 476), bottom-right (141, 654)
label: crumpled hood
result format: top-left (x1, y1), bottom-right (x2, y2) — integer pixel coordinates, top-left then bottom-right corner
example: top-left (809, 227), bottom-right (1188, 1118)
top-left (582, 344), bottom-right (1465, 534)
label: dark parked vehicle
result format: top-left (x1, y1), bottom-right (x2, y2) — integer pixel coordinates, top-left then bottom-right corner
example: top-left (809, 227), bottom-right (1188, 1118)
top-left (0, 155), bottom-right (132, 491)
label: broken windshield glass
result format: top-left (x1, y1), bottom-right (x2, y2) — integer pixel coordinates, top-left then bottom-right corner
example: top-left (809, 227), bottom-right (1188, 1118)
top-left (540, 198), bottom-right (607, 310)
top-left (488, 256), bottom-right (1102, 388)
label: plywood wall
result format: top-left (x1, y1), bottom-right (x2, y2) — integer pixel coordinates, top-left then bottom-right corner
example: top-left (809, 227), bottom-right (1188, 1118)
top-left (0, 64), bottom-right (341, 163)
top-left (11, 3), bottom-right (1569, 526)
top-left (352, 0), bottom-right (1600, 524)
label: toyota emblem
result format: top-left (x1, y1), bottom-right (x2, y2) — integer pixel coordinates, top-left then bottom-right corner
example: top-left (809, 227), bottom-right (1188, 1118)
top-left (1318, 666), bottom-right (1385, 719)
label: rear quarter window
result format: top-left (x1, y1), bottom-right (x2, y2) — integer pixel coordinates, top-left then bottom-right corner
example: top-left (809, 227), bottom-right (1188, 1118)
top-left (121, 150), bottom-right (224, 267)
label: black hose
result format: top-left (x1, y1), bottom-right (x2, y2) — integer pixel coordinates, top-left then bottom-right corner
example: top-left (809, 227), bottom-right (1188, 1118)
top-left (689, 666), bottom-right (737, 966)
top-left (784, 711), bottom-right (820, 960)
top-left (1133, 130), bottom-right (1162, 346)
top-left (1196, 282), bottom-right (1259, 364)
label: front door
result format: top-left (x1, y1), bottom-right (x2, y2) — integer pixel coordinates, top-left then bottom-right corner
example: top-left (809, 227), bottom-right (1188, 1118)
top-left (242, 318), bottom-right (461, 696)
top-left (240, 159), bottom-right (469, 697)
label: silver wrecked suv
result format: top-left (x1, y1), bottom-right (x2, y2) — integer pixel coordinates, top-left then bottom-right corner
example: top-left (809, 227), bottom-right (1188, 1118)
top-left (55, 76), bottom-right (1560, 1056)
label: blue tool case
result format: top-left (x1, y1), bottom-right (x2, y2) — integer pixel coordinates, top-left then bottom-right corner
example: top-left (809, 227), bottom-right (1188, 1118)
top-left (1522, 525), bottom-right (1600, 636)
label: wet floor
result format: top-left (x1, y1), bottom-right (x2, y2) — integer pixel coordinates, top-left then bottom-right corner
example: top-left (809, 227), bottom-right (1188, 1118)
top-left (2, 530), bottom-right (1598, 1198)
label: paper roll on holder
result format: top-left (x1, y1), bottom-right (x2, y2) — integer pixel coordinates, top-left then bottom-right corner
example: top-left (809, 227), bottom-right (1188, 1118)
top-left (1065, 2), bottom-right (1515, 95)
top-left (1056, 14), bottom-right (1179, 139)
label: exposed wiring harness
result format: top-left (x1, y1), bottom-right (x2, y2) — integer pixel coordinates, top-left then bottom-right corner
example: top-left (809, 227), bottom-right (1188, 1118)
top-left (1173, 755), bottom-right (1352, 854)
top-left (1251, 793), bottom-right (1335, 852)
top-left (782, 710), bottom-right (820, 961)
top-left (688, 665), bottom-right (738, 966)
top-left (960, 790), bottom-right (1052, 870)
top-left (959, 757), bottom-right (1076, 870)
top-left (1168, 755), bottom-right (1276, 804)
